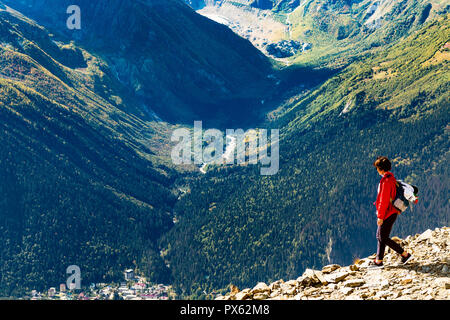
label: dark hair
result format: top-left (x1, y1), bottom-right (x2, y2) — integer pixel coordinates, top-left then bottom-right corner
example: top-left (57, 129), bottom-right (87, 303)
top-left (373, 156), bottom-right (391, 172)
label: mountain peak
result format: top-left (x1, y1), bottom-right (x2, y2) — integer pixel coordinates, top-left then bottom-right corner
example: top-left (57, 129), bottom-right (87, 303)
top-left (218, 227), bottom-right (450, 300)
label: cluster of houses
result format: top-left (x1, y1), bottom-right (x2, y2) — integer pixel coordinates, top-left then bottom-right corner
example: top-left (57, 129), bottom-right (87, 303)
top-left (28, 269), bottom-right (173, 300)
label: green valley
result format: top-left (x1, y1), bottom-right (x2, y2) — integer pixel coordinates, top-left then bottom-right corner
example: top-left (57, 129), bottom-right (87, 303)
top-left (0, 0), bottom-right (447, 300)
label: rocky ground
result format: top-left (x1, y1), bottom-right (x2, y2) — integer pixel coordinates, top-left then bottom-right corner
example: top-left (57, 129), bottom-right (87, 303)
top-left (217, 227), bottom-right (449, 300)
top-left (265, 39), bottom-right (311, 58)
top-left (196, 3), bottom-right (312, 61)
top-left (197, 3), bottom-right (288, 52)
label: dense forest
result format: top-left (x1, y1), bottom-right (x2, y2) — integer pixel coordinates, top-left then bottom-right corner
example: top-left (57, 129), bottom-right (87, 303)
top-left (0, 79), bottom-right (179, 296)
top-left (0, 3), bottom-right (181, 296)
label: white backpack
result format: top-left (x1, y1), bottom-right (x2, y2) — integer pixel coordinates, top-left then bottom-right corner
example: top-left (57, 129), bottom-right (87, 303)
top-left (392, 180), bottom-right (419, 213)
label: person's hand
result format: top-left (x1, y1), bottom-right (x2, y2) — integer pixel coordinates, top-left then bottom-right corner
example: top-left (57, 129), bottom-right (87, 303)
top-left (377, 218), bottom-right (384, 226)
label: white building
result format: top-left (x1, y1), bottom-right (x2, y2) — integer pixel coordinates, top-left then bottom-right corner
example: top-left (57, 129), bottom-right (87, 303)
top-left (124, 269), bottom-right (135, 281)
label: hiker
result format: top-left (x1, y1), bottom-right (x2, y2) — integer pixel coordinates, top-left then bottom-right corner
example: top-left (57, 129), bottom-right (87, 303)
top-left (370, 156), bottom-right (412, 268)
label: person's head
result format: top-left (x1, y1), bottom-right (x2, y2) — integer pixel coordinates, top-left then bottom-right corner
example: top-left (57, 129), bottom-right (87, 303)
top-left (373, 156), bottom-right (391, 176)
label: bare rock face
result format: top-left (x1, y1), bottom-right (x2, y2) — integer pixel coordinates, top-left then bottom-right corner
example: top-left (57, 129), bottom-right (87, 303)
top-left (265, 40), bottom-right (303, 58)
top-left (218, 227), bottom-right (450, 300)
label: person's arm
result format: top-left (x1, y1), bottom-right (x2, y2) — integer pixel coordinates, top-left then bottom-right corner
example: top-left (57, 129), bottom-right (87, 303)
top-left (377, 179), bottom-right (392, 221)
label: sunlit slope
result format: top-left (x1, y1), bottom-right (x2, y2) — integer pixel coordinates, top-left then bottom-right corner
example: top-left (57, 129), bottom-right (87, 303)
top-left (287, 0), bottom-right (449, 67)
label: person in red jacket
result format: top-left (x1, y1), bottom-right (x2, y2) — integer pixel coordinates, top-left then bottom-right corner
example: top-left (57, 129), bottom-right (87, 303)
top-left (370, 156), bottom-right (412, 268)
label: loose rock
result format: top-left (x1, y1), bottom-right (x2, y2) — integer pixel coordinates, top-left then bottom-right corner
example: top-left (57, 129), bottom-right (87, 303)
top-left (219, 227), bottom-right (450, 300)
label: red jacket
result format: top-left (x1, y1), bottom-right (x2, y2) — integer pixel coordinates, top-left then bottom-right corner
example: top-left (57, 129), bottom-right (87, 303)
top-left (374, 172), bottom-right (399, 220)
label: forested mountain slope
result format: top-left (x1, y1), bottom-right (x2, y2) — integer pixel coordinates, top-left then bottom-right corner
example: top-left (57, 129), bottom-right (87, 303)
top-left (2, 0), bottom-right (276, 127)
top-left (0, 3), bottom-right (181, 296)
top-left (287, 0), bottom-right (449, 67)
top-left (160, 13), bottom-right (449, 298)
top-left (0, 0), bottom-right (294, 296)
top-left (187, 0), bottom-right (449, 70)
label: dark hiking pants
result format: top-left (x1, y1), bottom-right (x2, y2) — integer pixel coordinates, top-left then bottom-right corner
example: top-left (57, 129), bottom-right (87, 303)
top-left (376, 213), bottom-right (404, 260)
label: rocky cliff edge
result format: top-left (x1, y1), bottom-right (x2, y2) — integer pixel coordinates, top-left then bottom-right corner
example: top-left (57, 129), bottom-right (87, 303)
top-left (217, 227), bottom-right (449, 300)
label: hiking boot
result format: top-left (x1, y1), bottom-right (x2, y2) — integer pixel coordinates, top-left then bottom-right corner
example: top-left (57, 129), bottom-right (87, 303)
top-left (367, 260), bottom-right (384, 269)
top-left (401, 253), bottom-right (412, 264)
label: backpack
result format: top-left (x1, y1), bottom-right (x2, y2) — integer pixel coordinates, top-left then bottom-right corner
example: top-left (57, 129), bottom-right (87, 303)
top-left (392, 180), bottom-right (419, 213)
